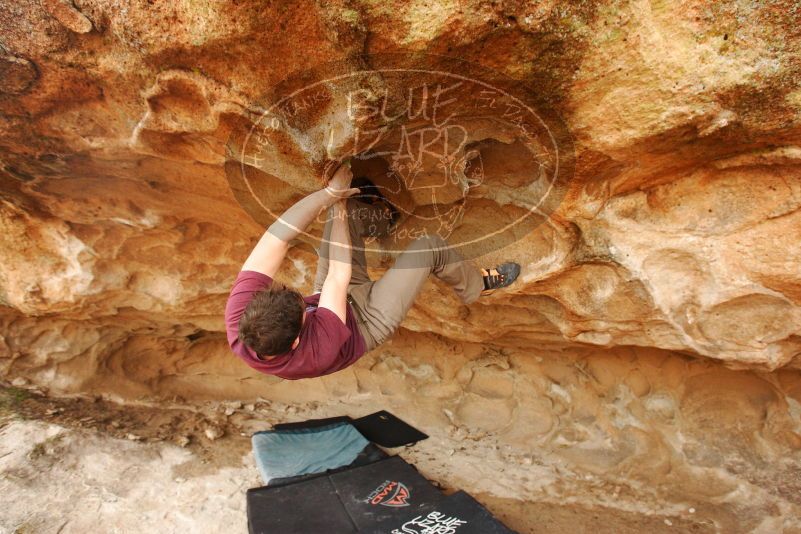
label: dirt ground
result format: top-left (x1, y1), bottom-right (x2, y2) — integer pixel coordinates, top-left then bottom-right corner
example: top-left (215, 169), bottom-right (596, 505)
top-left (0, 385), bottom-right (722, 533)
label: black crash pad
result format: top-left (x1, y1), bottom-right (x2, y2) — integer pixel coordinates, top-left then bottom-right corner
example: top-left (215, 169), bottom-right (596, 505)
top-left (352, 411), bottom-right (428, 448)
top-left (247, 456), bottom-right (446, 534)
top-left (331, 456), bottom-right (446, 532)
top-left (386, 491), bottom-right (517, 534)
top-left (247, 475), bottom-right (356, 533)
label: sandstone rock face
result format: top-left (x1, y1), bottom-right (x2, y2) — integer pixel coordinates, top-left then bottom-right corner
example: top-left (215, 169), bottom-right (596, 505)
top-left (1, 0), bottom-right (801, 528)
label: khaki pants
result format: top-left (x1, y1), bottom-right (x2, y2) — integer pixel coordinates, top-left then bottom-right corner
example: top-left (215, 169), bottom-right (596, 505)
top-left (314, 198), bottom-right (484, 352)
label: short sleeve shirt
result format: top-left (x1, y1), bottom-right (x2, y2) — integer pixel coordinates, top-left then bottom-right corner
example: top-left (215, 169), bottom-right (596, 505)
top-left (224, 271), bottom-right (367, 380)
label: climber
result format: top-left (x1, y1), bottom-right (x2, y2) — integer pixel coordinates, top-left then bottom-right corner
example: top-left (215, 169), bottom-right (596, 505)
top-left (224, 161), bottom-right (521, 380)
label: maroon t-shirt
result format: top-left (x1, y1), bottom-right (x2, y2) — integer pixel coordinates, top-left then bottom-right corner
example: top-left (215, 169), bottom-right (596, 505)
top-left (224, 270), bottom-right (367, 380)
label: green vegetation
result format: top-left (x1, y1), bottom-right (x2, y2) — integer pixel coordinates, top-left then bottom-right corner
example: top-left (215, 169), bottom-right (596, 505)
top-left (354, 0), bottom-right (393, 18)
top-left (340, 8), bottom-right (361, 26)
top-left (28, 434), bottom-right (65, 461)
top-left (13, 522), bottom-right (38, 534)
top-left (0, 386), bottom-right (30, 421)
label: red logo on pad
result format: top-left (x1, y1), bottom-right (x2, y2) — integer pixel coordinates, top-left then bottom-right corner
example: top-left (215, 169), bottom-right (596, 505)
top-left (366, 480), bottom-right (411, 507)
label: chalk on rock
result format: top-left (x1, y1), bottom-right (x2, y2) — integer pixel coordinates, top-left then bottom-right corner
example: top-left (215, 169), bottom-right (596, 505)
top-left (204, 426), bottom-right (224, 441)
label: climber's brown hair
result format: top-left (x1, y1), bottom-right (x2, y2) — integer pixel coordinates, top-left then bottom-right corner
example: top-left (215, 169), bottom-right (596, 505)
top-left (238, 284), bottom-right (304, 357)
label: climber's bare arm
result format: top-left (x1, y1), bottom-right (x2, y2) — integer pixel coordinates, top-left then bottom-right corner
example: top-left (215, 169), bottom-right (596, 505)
top-left (241, 232), bottom-right (290, 278)
top-left (240, 162), bottom-right (358, 277)
top-left (318, 201), bottom-right (351, 323)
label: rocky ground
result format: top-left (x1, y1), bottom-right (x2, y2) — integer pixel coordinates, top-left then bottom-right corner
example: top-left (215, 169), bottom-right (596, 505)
top-left (5, 378), bottom-right (800, 534)
top-left (0, 384), bottom-right (714, 534)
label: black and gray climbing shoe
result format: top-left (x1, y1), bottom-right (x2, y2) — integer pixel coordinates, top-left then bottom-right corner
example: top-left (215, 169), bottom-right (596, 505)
top-left (480, 262), bottom-right (521, 296)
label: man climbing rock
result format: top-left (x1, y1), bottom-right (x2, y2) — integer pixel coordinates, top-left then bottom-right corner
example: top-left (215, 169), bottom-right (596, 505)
top-left (224, 161), bottom-right (521, 379)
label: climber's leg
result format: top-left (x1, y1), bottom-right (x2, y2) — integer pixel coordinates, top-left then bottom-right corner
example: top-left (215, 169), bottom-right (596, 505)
top-left (348, 235), bottom-right (484, 351)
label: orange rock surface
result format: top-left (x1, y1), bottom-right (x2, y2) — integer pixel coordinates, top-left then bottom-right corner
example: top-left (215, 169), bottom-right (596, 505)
top-left (2, 0), bottom-right (801, 529)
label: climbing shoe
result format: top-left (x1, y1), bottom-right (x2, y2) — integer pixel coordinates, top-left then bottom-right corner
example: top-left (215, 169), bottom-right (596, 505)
top-left (480, 262), bottom-right (521, 296)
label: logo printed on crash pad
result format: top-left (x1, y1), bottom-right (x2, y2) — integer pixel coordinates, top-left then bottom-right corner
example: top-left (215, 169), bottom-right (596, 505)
top-left (365, 480), bottom-right (411, 507)
top-left (390, 511), bottom-right (468, 534)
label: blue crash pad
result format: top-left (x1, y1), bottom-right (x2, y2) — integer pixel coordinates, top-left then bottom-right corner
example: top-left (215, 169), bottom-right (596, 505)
top-left (251, 422), bottom-right (369, 485)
